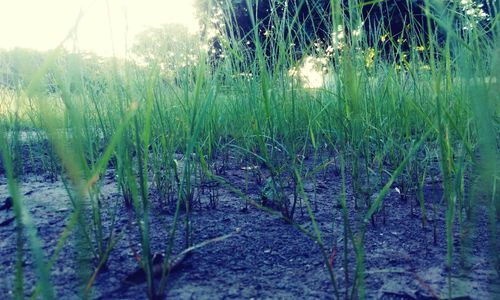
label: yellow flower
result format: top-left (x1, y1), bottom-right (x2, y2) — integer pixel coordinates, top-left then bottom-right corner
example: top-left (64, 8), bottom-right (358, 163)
top-left (415, 45), bottom-right (425, 52)
top-left (365, 48), bottom-right (376, 68)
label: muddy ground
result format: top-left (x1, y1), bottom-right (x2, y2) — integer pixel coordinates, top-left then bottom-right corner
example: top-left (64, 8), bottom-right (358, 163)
top-left (1, 152), bottom-right (499, 299)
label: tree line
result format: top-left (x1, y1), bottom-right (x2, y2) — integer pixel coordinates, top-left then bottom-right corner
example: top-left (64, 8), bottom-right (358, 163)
top-left (195, 0), bottom-right (496, 61)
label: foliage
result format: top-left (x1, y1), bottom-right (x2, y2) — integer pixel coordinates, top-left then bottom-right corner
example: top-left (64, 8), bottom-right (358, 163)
top-left (131, 23), bottom-right (201, 78)
top-left (195, 0), bottom-right (496, 61)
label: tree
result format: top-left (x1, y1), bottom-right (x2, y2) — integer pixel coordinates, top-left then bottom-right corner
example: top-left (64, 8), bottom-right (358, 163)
top-left (131, 23), bottom-right (201, 78)
top-left (195, 0), bottom-right (495, 62)
top-left (0, 48), bottom-right (45, 89)
top-left (195, 0), bottom-right (333, 61)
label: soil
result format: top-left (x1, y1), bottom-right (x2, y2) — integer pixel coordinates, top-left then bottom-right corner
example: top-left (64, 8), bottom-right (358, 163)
top-left (1, 152), bottom-right (499, 300)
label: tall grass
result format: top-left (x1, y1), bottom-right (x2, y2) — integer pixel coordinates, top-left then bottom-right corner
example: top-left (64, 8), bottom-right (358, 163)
top-left (0, 0), bottom-right (498, 298)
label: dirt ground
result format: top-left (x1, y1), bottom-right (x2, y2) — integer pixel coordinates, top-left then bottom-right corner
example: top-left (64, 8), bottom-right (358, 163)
top-left (1, 152), bottom-right (499, 299)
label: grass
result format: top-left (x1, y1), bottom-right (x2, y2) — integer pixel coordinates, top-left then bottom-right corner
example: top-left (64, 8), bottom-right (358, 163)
top-left (0, 0), bottom-right (499, 299)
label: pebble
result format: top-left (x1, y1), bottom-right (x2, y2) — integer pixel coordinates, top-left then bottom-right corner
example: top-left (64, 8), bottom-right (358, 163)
top-left (0, 216), bottom-right (15, 227)
top-left (0, 197), bottom-right (13, 211)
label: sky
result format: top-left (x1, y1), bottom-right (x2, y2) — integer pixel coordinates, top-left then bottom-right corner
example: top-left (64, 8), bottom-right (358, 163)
top-left (0, 0), bottom-right (199, 57)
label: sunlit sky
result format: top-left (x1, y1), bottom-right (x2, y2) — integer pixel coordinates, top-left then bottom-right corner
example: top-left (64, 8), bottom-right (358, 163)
top-left (0, 0), bottom-right (199, 57)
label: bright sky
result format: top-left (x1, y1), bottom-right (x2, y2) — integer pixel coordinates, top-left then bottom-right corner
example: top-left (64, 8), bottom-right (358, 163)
top-left (0, 0), bottom-right (199, 57)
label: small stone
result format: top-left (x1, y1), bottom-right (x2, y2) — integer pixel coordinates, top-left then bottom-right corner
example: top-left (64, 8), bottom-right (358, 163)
top-left (0, 197), bottom-right (13, 211)
top-left (48, 219), bottom-right (60, 226)
top-left (303, 183), bottom-right (314, 193)
top-left (0, 216), bottom-right (15, 227)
